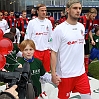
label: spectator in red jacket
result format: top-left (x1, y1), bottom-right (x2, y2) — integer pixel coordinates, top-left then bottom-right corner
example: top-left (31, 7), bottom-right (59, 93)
top-left (79, 8), bottom-right (97, 76)
top-left (7, 10), bottom-right (17, 28)
top-left (17, 10), bottom-right (29, 43)
top-left (3, 10), bottom-right (8, 21)
top-left (59, 10), bottom-right (67, 23)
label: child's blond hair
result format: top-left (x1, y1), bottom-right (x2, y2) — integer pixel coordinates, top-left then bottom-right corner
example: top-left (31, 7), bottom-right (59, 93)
top-left (19, 39), bottom-right (36, 51)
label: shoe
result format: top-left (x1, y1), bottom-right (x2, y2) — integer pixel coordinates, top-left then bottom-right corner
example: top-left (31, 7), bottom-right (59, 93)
top-left (87, 72), bottom-right (93, 77)
top-left (93, 88), bottom-right (99, 93)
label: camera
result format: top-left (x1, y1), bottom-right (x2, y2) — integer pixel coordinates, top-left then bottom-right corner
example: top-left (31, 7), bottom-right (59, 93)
top-left (0, 62), bottom-right (35, 99)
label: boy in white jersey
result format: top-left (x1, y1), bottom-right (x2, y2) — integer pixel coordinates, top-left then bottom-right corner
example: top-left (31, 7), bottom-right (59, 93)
top-left (0, 12), bottom-right (9, 33)
top-left (25, 4), bottom-right (52, 72)
top-left (51, 0), bottom-right (92, 99)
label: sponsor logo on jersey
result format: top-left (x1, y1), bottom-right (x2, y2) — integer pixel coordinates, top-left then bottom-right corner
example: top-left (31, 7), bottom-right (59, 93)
top-left (67, 41), bottom-right (77, 45)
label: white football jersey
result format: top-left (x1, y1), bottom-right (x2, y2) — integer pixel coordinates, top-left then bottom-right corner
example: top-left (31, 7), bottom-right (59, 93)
top-left (0, 19), bottom-right (9, 33)
top-left (51, 21), bottom-right (85, 78)
top-left (25, 18), bottom-right (52, 51)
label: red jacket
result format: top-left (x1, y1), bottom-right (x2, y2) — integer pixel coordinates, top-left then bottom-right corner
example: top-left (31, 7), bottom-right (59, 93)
top-left (59, 16), bottom-right (66, 24)
top-left (3, 16), bottom-right (8, 22)
top-left (18, 17), bottom-right (28, 32)
top-left (7, 16), bottom-right (17, 28)
top-left (79, 15), bottom-right (93, 39)
top-left (48, 16), bottom-right (55, 28)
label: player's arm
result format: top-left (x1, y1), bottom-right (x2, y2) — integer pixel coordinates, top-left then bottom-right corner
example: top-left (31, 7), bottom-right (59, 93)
top-left (51, 50), bottom-right (57, 76)
top-left (89, 30), bottom-right (95, 45)
top-left (24, 20), bottom-right (33, 40)
top-left (51, 50), bottom-right (61, 86)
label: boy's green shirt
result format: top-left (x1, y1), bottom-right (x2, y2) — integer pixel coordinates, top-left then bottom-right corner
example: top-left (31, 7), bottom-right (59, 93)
top-left (18, 57), bottom-right (46, 96)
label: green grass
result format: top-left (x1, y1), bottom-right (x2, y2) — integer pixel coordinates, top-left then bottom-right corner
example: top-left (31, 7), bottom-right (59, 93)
top-left (89, 39), bottom-right (99, 80)
top-left (89, 61), bottom-right (99, 80)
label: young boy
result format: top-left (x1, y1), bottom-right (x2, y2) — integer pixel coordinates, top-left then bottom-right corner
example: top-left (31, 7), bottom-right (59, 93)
top-left (18, 39), bottom-right (52, 98)
top-left (89, 26), bottom-right (99, 63)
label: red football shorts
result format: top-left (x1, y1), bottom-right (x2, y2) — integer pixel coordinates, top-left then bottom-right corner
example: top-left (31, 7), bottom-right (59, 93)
top-left (34, 49), bottom-right (50, 72)
top-left (58, 73), bottom-right (91, 99)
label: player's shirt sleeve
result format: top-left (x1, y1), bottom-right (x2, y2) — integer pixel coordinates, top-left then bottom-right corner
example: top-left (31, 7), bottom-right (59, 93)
top-left (50, 26), bottom-right (62, 52)
top-left (48, 21), bottom-right (53, 42)
top-left (5, 20), bottom-right (9, 30)
top-left (16, 28), bottom-right (21, 44)
top-left (24, 20), bottom-right (33, 40)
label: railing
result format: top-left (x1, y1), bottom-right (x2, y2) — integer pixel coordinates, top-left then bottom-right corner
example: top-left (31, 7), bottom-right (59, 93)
top-left (82, 1), bottom-right (99, 7)
top-left (25, 0), bottom-right (99, 7)
top-left (0, 0), bottom-right (99, 12)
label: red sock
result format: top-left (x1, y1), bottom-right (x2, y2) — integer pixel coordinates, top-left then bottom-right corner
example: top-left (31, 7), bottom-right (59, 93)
top-left (84, 57), bottom-right (89, 73)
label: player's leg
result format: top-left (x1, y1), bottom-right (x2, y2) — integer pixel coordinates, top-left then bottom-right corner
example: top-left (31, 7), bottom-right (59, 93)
top-left (72, 73), bottom-right (91, 99)
top-left (84, 39), bottom-right (90, 74)
top-left (58, 78), bottom-right (75, 99)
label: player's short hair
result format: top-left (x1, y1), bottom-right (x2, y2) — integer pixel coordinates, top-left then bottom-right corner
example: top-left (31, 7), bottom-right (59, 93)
top-left (19, 39), bottom-right (36, 51)
top-left (36, 4), bottom-right (46, 10)
top-left (10, 10), bottom-right (14, 13)
top-left (22, 10), bottom-right (26, 13)
top-left (89, 8), bottom-right (97, 14)
top-left (66, 0), bottom-right (81, 8)
top-left (94, 26), bottom-right (99, 33)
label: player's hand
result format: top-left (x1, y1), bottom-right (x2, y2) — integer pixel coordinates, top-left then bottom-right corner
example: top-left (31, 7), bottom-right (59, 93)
top-left (52, 74), bottom-right (61, 86)
top-left (18, 64), bottom-right (22, 68)
top-left (5, 85), bottom-right (19, 99)
top-left (91, 40), bottom-right (95, 45)
top-left (20, 31), bottom-right (24, 34)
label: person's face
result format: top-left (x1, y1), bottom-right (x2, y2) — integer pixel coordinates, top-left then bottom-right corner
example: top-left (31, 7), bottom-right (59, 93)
top-left (4, 11), bottom-right (8, 16)
top-left (66, 3), bottom-right (82, 20)
top-left (10, 12), bottom-right (14, 16)
top-left (22, 12), bottom-right (27, 18)
top-left (0, 12), bottom-right (3, 20)
top-left (89, 13), bottom-right (97, 20)
top-left (31, 9), bottom-right (35, 14)
top-left (60, 11), bottom-right (65, 17)
top-left (37, 6), bottom-right (47, 19)
top-left (22, 44), bottom-right (34, 59)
